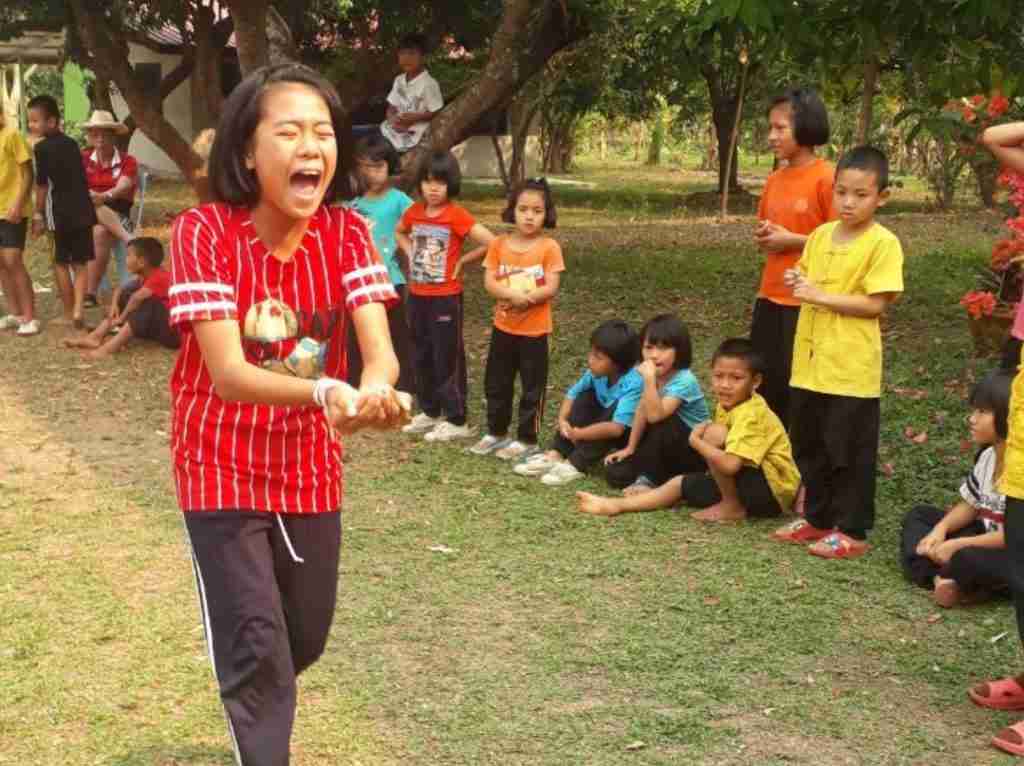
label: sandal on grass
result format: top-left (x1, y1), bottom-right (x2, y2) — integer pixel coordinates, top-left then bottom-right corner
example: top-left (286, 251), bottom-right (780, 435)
top-left (993, 720), bottom-right (1024, 756)
top-left (807, 532), bottom-right (870, 560)
top-left (970, 677), bottom-right (1024, 711)
top-left (771, 518), bottom-right (833, 544)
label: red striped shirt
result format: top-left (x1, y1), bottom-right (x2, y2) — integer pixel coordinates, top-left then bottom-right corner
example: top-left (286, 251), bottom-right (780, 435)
top-left (168, 203), bottom-right (397, 513)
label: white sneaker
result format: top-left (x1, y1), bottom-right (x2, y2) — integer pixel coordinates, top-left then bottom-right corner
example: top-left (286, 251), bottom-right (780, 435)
top-left (16, 319), bottom-right (40, 336)
top-left (513, 454), bottom-right (561, 477)
top-left (540, 462), bottom-right (585, 486)
top-left (495, 440), bottom-right (538, 461)
top-left (424, 421), bottom-right (475, 442)
top-left (469, 434), bottom-right (511, 455)
top-left (402, 412), bottom-right (443, 434)
top-left (0, 314), bottom-right (23, 330)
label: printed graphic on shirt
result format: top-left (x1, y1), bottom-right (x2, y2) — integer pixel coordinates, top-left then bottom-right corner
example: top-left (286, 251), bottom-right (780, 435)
top-left (243, 298), bottom-right (341, 380)
top-left (410, 224), bottom-right (450, 284)
top-left (499, 263), bottom-right (546, 293)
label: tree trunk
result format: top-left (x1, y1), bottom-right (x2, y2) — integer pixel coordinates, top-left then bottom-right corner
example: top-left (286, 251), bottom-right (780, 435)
top-left (646, 109), bottom-right (665, 166)
top-left (191, 6), bottom-right (225, 134)
top-left (700, 119), bottom-right (717, 171)
top-left (398, 0), bottom-right (590, 190)
top-left (855, 55), bottom-right (879, 145)
top-left (720, 54), bottom-right (750, 219)
top-left (703, 65), bottom-right (743, 194)
top-left (69, 0), bottom-right (201, 184)
top-left (226, 0), bottom-right (270, 76)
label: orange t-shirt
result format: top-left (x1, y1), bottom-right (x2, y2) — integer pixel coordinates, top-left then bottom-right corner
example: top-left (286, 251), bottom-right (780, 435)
top-left (399, 202), bottom-right (476, 297)
top-left (483, 235), bottom-right (565, 337)
top-left (756, 158), bottom-right (835, 306)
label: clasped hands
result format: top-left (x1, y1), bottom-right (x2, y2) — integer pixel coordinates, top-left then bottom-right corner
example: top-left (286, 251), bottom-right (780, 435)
top-left (324, 382), bottom-right (412, 436)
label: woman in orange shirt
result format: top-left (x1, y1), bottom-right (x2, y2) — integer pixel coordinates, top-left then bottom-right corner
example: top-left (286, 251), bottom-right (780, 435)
top-left (750, 88), bottom-right (834, 425)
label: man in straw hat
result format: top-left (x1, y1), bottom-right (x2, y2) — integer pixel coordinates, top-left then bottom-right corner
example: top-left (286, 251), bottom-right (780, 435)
top-left (79, 109), bottom-right (138, 308)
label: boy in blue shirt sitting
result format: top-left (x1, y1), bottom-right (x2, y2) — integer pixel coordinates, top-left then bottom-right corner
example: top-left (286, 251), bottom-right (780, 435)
top-left (515, 320), bottom-right (642, 486)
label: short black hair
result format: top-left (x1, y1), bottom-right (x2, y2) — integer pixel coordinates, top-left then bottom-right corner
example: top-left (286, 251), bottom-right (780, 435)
top-left (836, 145), bottom-right (890, 191)
top-left (398, 33), bottom-right (429, 55)
top-left (128, 236), bottom-right (165, 268)
top-left (208, 63), bottom-right (347, 207)
top-left (711, 337), bottom-right (765, 377)
top-left (27, 95), bottom-right (60, 122)
top-left (590, 320), bottom-right (639, 372)
top-left (501, 177), bottom-right (557, 228)
top-left (416, 150), bottom-right (461, 198)
top-left (354, 133), bottom-right (400, 175)
top-left (768, 87), bottom-right (830, 147)
top-left (970, 370), bottom-right (1013, 440)
top-left (641, 314), bottom-right (692, 370)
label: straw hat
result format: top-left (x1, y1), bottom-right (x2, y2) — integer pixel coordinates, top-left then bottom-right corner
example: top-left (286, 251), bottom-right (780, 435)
top-left (81, 110), bottom-right (128, 134)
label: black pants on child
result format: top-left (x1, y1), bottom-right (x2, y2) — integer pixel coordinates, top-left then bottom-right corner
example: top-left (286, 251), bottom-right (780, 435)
top-left (484, 327), bottom-right (549, 444)
top-left (345, 284), bottom-right (414, 393)
top-left (549, 389), bottom-right (629, 473)
top-left (119, 282), bottom-right (180, 349)
top-left (605, 416), bottom-right (706, 489)
top-left (407, 293), bottom-right (467, 425)
top-left (1004, 498), bottom-right (1024, 648)
top-left (184, 510), bottom-right (341, 766)
top-left (900, 504), bottom-right (1010, 591)
top-left (681, 469), bottom-right (782, 518)
top-left (789, 388), bottom-right (879, 540)
top-left (749, 299), bottom-right (799, 425)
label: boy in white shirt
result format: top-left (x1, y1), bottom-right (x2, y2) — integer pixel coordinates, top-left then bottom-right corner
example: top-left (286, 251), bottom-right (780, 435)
top-left (380, 34), bottom-right (444, 154)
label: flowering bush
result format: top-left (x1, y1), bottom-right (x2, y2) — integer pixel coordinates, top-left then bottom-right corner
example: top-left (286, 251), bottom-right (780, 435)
top-left (961, 163), bottom-right (1024, 319)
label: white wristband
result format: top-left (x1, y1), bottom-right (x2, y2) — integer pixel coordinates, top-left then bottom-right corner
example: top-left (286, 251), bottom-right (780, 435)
top-left (312, 377), bottom-right (344, 409)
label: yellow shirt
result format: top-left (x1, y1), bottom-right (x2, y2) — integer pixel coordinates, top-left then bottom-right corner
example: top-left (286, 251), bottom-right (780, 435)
top-left (714, 392), bottom-right (801, 511)
top-left (1002, 346), bottom-right (1024, 498)
top-left (790, 221), bottom-right (904, 398)
top-left (0, 126), bottom-right (33, 220)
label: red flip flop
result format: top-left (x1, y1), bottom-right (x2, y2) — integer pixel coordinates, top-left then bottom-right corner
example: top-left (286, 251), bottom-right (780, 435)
top-left (807, 532), bottom-right (870, 560)
top-left (970, 677), bottom-right (1024, 711)
top-left (993, 720), bottom-right (1024, 756)
top-left (771, 519), bottom-right (833, 544)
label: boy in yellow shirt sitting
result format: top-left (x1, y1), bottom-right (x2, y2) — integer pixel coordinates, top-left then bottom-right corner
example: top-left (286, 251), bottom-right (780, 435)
top-left (772, 146), bottom-right (904, 559)
top-left (576, 338), bottom-right (800, 520)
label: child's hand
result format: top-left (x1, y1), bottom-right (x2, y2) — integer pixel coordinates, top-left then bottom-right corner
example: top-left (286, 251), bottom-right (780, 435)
top-left (558, 419), bottom-right (573, 440)
top-left (792, 279), bottom-right (825, 304)
top-left (604, 446), bottom-right (634, 465)
top-left (928, 539), bottom-right (961, 566)
top-left (452, 257), bottom-right (467, 281)
top-left (915, 528), bottom-right (946, 557)
top-left (3, 205), bottom-right (19, 223)
top-left (755, 221), bottom-right (795, 253)
top-left (637, 360), bottom-right (657, 380)
top-left (783, 268), bottom-right (802, 287)
top-left (688, 424), bottom-right (707, 450)
top-left (31, 217), bottom-right (44, 237)
top-left (326, 382), bottom-right (411, 435)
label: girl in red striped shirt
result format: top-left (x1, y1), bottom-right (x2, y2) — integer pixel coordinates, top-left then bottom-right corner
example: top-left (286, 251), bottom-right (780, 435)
top-left (168, 64), bottom-right (407, 765)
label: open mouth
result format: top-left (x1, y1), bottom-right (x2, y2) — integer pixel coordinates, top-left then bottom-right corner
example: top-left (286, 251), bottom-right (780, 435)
top-left (290, 169), bottom-right (323, 198)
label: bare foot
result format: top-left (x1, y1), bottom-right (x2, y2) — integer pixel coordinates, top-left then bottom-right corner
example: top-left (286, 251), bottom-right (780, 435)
top-left (691, 502), bottom-right (747, 523)
top-left (82, 347), bottom-right (112, 361)
top-left (576, 491), bottom-right (622, 517)
top-left (63, 336), bottom-right (101, 349)
top-left (793, 483), bottom-right (806, 517)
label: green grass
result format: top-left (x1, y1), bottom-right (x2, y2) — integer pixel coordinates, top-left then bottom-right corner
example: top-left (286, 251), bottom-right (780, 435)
top-left (0, 157), bottom-right (1020, 764)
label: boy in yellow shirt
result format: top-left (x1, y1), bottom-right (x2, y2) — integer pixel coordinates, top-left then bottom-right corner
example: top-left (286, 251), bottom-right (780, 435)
top-left (576, 338), bottom-right (800, 520)
top-left (772, 146), bottom-right (904, 559)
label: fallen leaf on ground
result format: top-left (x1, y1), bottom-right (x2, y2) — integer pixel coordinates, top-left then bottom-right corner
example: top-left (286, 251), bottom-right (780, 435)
top-left (703, 596), bottom-right (720, 606)
top-left (625, 741), bottom-right (645, 752)
top-left (428, 545), bottom-right (455, 554)
top-left (926, 613), bottom-right (942, 624)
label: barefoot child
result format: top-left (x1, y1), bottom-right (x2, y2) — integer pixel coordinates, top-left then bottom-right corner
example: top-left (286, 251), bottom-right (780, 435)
top-left (514, 319), bottom-right (642, 486)
top-left (471, 178), bottom-right (564, 461)
top-left (604, 314), bottom-right (710, 493)
top-left (347, 134), bottom-right (414, 392)
top-left (397, 150), bottom-right (495, 441)
top-left (577, 338), bottom-right (799, 520)
top-left (901, 370), bottom-right (1011, 607)
top-left (63, 237), bottom-right (179, 358)
top-left (967, 121), bottom-right (1024, 756)
top-left (168, 64), bottom-right (408, 765)
top-left (750, 87), bottom-right (834, 423)
top-left (28, 95), bottom-right (97, 329)
top-left (772, 146), bottom-right (904, 559)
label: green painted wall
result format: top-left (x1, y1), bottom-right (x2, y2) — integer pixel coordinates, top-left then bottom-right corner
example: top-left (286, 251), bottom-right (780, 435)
top-left (62, 63), bottom-right (89, 123)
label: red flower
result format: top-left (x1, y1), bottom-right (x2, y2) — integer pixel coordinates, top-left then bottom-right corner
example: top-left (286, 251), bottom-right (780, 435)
top-left (970, 94), bottom-right (986, 107)
top-left (989, 93), bottom-right (1010, 117)
top-left (961, 291), bottom-right (998, 319)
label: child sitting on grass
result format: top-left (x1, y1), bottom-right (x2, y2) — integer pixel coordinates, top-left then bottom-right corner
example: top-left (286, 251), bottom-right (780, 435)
top-left (514, 319), bottom-right (642, 486)
top-left (577, 338), bottom-right (799, 520)
top-left (63, 237), bottom-right (178, 358)
top-left (901, 370), bottom-right (1011, 608)
top-left (604, 314), bottom-right (710, 494)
